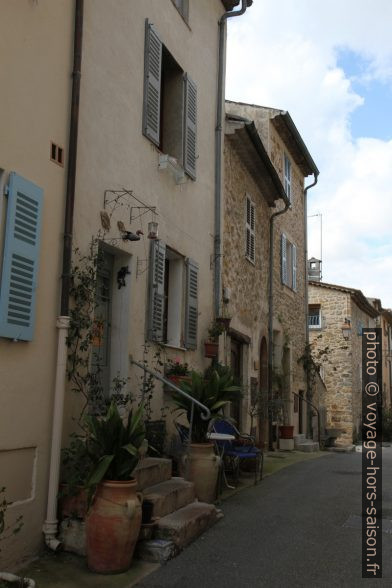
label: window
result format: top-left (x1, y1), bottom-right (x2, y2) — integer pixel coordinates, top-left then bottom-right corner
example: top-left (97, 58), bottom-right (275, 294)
top-left (284, 153), bottom-right (291, 203)
top-left (245, 195), bottom-right (255, 263)
top-left (281, 233), bottom-right (297, 291)
top-left (0, 172), bottom-right (43, 341)
top-left (143, 20), bottom-right (197, 179)
top-left (148, 239), bottom-right (198, 349)
top-left (172, 0), bottom-right (189, 22)
top-left (308, 305), bottom-right (321, 328)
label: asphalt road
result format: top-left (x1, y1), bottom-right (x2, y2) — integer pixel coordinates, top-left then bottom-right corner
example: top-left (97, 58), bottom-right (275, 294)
top-left (135, 448), bottom-right (392, 588)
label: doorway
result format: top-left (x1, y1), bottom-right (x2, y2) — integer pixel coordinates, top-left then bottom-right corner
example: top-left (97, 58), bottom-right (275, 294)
top-left (298, 390), bottom-right (305, 434)
top-left (230, 338), bottom-right (242, 427)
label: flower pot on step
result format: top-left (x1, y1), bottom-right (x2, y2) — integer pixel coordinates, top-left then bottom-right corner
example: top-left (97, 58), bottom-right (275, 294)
top-left (0, 573), bottom-right (35, 587)
top-left (204, 341), bottom-right (219, 359)
top-left (279, 425), bottom-right (294, 439)
top-left (86, 479), bottom-right (142, 574)
top-left (185, 443), bottom-right (220, 503)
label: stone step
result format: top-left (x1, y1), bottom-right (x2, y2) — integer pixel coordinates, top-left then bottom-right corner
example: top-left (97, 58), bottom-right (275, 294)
top-left (154, 502), bottom-right (221, 549)
top-left (143, 477), bottom-right (196, 518)
top-left (135, 457), bottom-right (172, 491)
top-left (296, 441), bottom-right (319, 453)
top-left (293, 434), bottom-right (306, 447)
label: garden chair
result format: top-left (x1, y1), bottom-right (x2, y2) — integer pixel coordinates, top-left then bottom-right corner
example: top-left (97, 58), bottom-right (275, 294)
top-left (211, 419), bottom-right (263, 485)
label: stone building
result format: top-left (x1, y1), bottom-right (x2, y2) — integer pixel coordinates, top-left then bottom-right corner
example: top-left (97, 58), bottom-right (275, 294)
top-left (308, 281), bottom-right (379, 446)
top-left (369, 299), bottom-right (392, 409)
top-left (224, 101), bottom-right (319, 446)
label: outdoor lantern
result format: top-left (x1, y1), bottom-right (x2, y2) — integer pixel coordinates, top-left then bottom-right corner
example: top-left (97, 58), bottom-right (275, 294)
top-left (341, 319), bottom-right (351, 340)
top-left (148, 220), bottom-right (158, 240)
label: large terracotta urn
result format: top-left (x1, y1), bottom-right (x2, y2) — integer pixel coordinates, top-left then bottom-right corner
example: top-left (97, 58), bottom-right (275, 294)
top-left (186, 443), bottom-right (220, 503)
top-left (86, 479), bottom-right (142, 573)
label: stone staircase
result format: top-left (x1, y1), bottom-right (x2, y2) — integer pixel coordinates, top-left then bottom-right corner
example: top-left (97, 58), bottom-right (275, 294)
top-left (135, 458), bottom-right (220, 562)
top-left (294, 433), bottom-right (319, 453)
top-left (60, 457), bottom-right (220, 562)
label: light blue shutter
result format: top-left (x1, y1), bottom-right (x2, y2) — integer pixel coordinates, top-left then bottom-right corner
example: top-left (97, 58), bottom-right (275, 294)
top-left (281, 233), bottom-right (287, 286)
top-left (0, 173), bottom-right (43, 341)
top-left (143, 20), bottom-right (162, 146)
top-left (183, 74), bottom-right (197, 179)
top-left (184, 258), bottom-right (198, 349)
top-left (292, 243), bottom-right (297, 291)
top-left (147, 239), bottom-right (166, 341)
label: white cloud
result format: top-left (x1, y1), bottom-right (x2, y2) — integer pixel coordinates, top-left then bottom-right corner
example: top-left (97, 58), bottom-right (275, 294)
top-left (226, 0), bottom-right (392, 307)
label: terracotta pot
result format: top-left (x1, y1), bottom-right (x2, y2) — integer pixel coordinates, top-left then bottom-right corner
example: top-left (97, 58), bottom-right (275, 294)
top-left (186, 443), bottom-right (220, 503)
top-left (59, 484), bottom-right (88, 519)
top-left (86, 479), bottom-right (142, 574)
top-left (204, 341), bottom-right (219, 359)
top-left (279, 425), bottom-right (294, 439)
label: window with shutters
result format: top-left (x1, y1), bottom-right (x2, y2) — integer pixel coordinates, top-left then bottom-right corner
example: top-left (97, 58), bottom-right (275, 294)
top-left (308, 305), bottom-right (321, 329)
top-left (281, 233), bottom-right (297, 291)
top-left (148, 240), bottom-right (198, 349)
top-left (0, 173), bottom-right (43, 341)
top-left (143, 20), bottom-right (197, 179)
top-left (284, 153), bottom-right (292, 204)
top-left (245, 195), bottom-right (255, 264)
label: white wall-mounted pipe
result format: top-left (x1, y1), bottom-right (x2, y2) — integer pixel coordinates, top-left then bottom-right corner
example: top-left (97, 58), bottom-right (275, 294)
top-left (43, 316), bottom-right (69, 551)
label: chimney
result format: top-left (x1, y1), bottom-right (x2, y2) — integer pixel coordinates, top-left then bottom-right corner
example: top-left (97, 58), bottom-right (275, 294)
top-left (308, 258), bottom-right (321, 282)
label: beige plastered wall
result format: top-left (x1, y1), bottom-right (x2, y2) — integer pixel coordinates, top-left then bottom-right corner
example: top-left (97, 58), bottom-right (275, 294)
top-left (0, 0), bottom-right (73, 569)
top-left (64, 0), bottom-right (225, 442)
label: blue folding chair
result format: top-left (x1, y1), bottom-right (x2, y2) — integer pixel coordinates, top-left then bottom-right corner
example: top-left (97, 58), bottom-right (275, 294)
top-left (212, 419), bottom-right (263, 485)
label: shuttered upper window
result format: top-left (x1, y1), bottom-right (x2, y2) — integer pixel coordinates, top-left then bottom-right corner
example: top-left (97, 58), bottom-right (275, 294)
top-left (0, 172), bottom-right (43, 341)
top-left (147, 239), bottom-right (198, 349)
top-left (143, 20), bottom-right (197, 180)
top-left (284, 153), bottom-right (292, 204)
top-left (245, 195), bottom-right (255, 264)
top-left (281, 233), bottom-right (297, 291)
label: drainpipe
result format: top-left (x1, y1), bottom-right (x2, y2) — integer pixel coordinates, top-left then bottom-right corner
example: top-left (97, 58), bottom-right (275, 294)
top-left (214, 0), bottom-right (251, 317)
top-left (43, 0), bottom-right (83, 551)
top-left (304, 172), bottom-right (319, 438)
top-left (267, 201), bottom-right (290, 450)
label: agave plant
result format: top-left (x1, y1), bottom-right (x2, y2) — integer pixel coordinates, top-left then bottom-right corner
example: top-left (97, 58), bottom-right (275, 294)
top-left (172, 370), bottom-right (241, 443)
top-left (84, 401), bottom-right (146, 488)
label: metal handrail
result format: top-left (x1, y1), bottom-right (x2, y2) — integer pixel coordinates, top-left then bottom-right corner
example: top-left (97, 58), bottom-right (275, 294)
top-left (292, 391), bottom-right (321, 448)
top-left (130, 357), bottom-right (211, 421)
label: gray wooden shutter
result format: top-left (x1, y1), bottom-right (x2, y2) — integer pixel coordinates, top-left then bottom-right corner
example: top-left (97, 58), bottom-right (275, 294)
top-left (184, 258), bottom-right (198, 349)
top-left (281, 233), bottom-right (287, 285)
top-left (0, 172), bottom-right (43, 341)
top-left (143, 19), bottom-right (162, 146)
top-left (245, 196), bottom-right (255, 263)
top-left (183, 74), bottom-right (197, 179)
top-left (292, 243), bottom-right (297, 291)
top-left (147, 239), bottom-right (166, 341)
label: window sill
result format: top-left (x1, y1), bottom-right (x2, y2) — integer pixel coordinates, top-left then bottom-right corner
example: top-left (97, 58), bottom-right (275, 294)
top-left (158, 153), bottom-right (187, 185)
top-left (163, 343), bottom-right (188, 352)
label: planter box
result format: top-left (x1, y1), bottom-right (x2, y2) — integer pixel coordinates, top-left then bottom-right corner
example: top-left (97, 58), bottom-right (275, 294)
top-left (204, 341), bottom-right (219, 359)
top-left (164, 375), bottom-right (191, 391)
top-left (279, 425), bottom-right (294, 440)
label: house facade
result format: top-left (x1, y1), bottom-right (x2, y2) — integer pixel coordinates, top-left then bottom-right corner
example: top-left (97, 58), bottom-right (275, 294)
top-left (308, 280), bottom-right (379, 446)
top-left (0, 0), bottom-right (74, 568)
top-left (225, 101), bottom-right (319, 445)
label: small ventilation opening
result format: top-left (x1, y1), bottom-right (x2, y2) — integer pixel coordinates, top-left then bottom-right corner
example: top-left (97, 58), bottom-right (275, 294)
top-left (50, 142), bottom-right (64, 167)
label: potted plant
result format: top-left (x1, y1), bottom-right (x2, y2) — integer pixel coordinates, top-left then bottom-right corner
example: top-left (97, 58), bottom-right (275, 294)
top-left (84, 401), bottom-right (147, 574)
top-left (164, 357), bottom-right (190, 387)
top-left (204, 320), bottom-right (225, 359)
top-left (172, 370), bottom-right (241, 503)
top-left (59, 436), bottom-right (93, 520)
top-left (0, 488), bottom-right (35, 587)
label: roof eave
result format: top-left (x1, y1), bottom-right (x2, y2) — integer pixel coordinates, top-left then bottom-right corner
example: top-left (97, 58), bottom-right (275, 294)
top-left (271, 112), bottom-right (319, 178)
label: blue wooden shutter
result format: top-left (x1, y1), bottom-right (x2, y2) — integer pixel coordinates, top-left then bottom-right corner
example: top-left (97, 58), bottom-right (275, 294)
top-left (143, 20), bottom-right (162, 146)
top-left (292, 243), bottom-right (297, 291)
top-left (183, 74), bottom-right (197, 179)
top-left (184, 258), bottom-right (198, 349)
top-left (147, 239), bottom-right (166, 342)
top-left (0, 173), bottom-right (43, 341)
top-left (281, 233), bottom-right (287, 286)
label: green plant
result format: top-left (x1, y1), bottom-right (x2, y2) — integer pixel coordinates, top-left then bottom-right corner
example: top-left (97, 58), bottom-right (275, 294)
top-left (165, 358), bottom-right (190, 377)
top-left (84, 401), bottom-right (146, 488)
top-left (172, 370), bottom-right (241, 443)
top-left (60, 435), bottom-right (94, 496)
top-left (207, 320), bottom-right (225, 340)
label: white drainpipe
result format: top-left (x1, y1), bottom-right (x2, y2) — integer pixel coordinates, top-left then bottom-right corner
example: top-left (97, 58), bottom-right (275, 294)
top-left (42, 316), bottom-right (70, 551)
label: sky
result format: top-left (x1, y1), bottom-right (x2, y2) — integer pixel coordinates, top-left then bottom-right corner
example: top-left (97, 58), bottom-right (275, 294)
top-left (226, 0), bottom-right (392, 308)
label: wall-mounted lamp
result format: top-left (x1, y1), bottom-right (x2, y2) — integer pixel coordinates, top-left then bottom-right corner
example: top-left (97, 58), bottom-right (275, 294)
top-left (341, 319), bottom-right (351, 340)
top-left (148, 220), bottom-right (159, 240)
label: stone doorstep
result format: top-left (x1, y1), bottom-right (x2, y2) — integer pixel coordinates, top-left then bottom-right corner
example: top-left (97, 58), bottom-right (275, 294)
top-left (296, 441), bottom-right (320, 453)
top-left (134, 457), bottom-right (172, 491)
top-left (142, 477), bottom-right (196, 518)
top-left (154, 502), bottom-right (221, 549)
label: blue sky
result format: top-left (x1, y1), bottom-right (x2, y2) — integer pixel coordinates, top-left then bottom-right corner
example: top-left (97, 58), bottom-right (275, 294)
top-left (226, 0), bottom-right (392, 308)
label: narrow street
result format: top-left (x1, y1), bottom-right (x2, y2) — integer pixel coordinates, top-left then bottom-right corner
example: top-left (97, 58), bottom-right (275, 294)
top-left (136, 450), bottom-right (392, 588)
